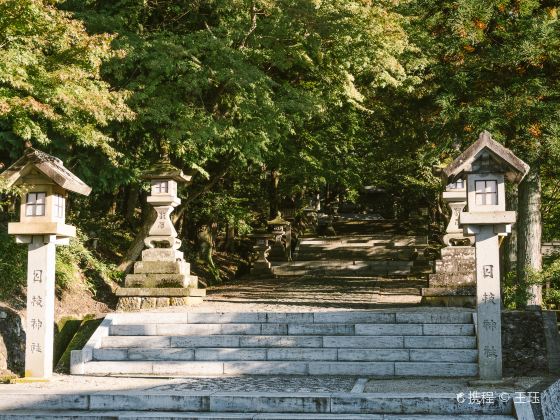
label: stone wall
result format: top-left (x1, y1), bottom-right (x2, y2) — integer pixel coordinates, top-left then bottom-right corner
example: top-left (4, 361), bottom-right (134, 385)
top-left (0, 305), bottom-right (25, 375)
top-left (502, 310), bottom-right (550, 376)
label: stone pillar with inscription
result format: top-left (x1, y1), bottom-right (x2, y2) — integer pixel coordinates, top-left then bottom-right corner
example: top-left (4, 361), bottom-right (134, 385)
top-left (1, 148), bottom-right (92, 379)
top-left (442, 131), bottom-right (529, 381)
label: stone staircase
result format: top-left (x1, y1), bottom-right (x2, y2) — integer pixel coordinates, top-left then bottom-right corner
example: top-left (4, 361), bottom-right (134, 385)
top-left (0, 391), bottom-right (516, 419)
top-left (71, 310), bottom-right (478, 377)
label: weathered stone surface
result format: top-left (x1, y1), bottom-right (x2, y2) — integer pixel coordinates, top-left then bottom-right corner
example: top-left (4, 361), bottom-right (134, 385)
top-left (141, 248), bottom-right (184, 262)
top-left (223, 361), bottom-right (307, 375)
top-left (267, 313), bottom-right (314, 324)
top-left (124, 273), bottom-right (187, 288)
top-left (102, 336), bottom-right (171, 348)
top-left (240, 336), bottom-right (322, 348)
top-left (440, 246), bottom-right (475, 259)
top-left (288, 323), bottom-right (354, 336)
top-left (427, 273), bottom-right (475, 288)
top-left (308, 362), bottom-right (394, 376)
top-left (196, 348), bottom-right (267, 361)
top-left (116, 287), bottom-right (193, 297)
top-left (422, 287), bottom-right (476, 297)
top-left (408, 349), bottom-right (477, 363)
top-left (337, 349), bottom-right (409, 362)
top-left (0, 306), bottom-right (25, 375)
top-left (156, 297), bottom-right (171, 307)
top-left (404, 336), bottom-right (476, 349)
top-left (422, 324), bottom-right (474, 336)
top-left (189, 313), bottom-right (267, 324)
top-left (116, 297), bottom-right (141, 312)
top-left (134, 260), bottom-right (188, 274)
top-left (434, 259), bottom-right (475, 273)
top-left (314, 312), bottom-right (395, 324)
top-left (396, 312), bottom-right (473, 324)
top-left (93, 348), bottom-right (128, 361)
top-left (129, 348), bottom-right (195, 361)
top-left (502, 310), bottom-right (548, 376)
top-left (355, 324), bottom-right (422, 336)
top-left (324, 336), bottom-right (403, 348)
top-left (394, 362), bottom-right (478, 376)
top-left (171, 336), bottom-right (241, 348)
top-left (140, 297), bottom-right (157, 309)
top-left (89, 393), bottom-right (208, 411)
top-left (266, 348), bottom-right (337, 361)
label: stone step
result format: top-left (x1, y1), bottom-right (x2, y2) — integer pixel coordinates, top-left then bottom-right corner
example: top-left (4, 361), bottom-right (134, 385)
top-left (434, 260), bottom-right (475, 273)
top-left (84, 360), bottom-right (478, 377)
top-left (440, 246), bottom-right (475, 258)
top-left (81, 360), bottom-right (478, 376)
top-left (422, 287), bottom-right (476, 298)
top-left (93, 347), bottom-right (478, 363)
top-left (0, 411), bottom-right (516, 419)
top-left (134, 260), bottom-right (188, 274)
top-left (101, 335), bottom-right (477, 350)
top-left (107, 311), bottom-right (474, 325)
top-left (428, 273), bottom-right (475, 288)
top-left (125, 273), bottom-right (189, 288)
top-left (115, 287), bottom-right (202, 298)
top-left (108, 323), bottom-right (475, 337)
top-left (0, 391), bottom-right (511, 415)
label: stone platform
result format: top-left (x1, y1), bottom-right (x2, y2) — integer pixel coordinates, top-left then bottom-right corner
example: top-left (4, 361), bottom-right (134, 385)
top-left (1, 374), bottom-right (550, 419)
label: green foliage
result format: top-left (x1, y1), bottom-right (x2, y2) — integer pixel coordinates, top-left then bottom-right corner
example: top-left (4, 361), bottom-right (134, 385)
top-left (55, 315), bottom-right (103, 373)
top-left (0, 0), bottom-right (132, 162)
top-left (502, 269), bottom-right (542, 309)
top-left (0, 227), bottom-right (27, 304)
top-left (55, 230), bottom-right (121, 296)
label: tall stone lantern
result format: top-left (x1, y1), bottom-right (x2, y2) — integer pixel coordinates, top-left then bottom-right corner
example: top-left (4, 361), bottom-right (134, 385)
top-left (116, 161), bottom-right (204, 310)
top-left (267, 212), bottom-right (292, 261)
top-left (0, 148), bottom-right (91, 379)
top-left (443, 131), bottom-right (529, 381)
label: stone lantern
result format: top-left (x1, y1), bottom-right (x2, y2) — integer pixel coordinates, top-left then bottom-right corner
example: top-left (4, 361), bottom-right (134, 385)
top-left (443, 131), bottom-right (529, 381)
top-left (0, 148), bottom-right (91, 379)
top-left (249, 232), bottom-right (274, 274)
top-left (442, 178), bottom-right (472, 246)
top-left (116, 161), bottom-right (204, 311)
top-left (267, 212), bottom-right (292, 261)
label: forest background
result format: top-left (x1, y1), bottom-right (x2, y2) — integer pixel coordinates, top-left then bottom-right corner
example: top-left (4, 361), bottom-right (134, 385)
top-left (1, 0), bottom-right (559, 311)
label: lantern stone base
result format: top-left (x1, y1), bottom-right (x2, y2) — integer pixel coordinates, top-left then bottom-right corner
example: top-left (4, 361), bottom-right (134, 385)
top-left (115, 287), bottom-right (205, 311)
top-left (251, 260), bottom-right (272, 274)
top-left (117, 247), bottom-right (204, 311)
top-left (422, 246), bottom-right (476, 307)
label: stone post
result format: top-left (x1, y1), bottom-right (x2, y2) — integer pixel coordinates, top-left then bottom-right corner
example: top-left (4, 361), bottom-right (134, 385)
top-left (24, 235), bottom-right (56, 379)
top-left (472, 225), bottom-right (503, 380)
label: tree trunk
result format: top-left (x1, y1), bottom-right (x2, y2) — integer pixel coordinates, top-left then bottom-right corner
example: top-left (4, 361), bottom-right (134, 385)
top-left (504, 189), bottom-right (518, 276)
top-left (269, 169), bottom-right (279, 219)
top-left (517, 169), bottom-right (542, 308)
top-left (117, 208), bottom-right (157, 274)
top-left (124, 185), bottom-right (140, 225)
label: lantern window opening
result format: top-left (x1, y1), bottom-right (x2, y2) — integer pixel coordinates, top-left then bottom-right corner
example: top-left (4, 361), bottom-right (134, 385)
top-left (448, 179), bottom-right (464, 190)
top-left (153, 180), bottom-right (169, 194)
top-left (475, 180), bottom-right (498, 205)
top-left (25, 192), bottom-right (46, 216)
top-left (54, 194), bottom-right (65, 218)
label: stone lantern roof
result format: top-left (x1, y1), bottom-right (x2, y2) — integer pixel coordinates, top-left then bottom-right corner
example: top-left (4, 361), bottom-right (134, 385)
top-left (141, 161), bottom-right (192, 183)
top-left (267, 212), bottom-right (290, 226)
top-left (443, 131), bottom-right (529, 184)
top-left (0, 148), bottom-right (91, 195)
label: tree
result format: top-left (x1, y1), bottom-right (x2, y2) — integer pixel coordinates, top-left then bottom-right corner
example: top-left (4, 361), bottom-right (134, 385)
top-left (406, 0), bottom-right (560, 306)
top-left (0, 0), bottom-right (132, 176)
